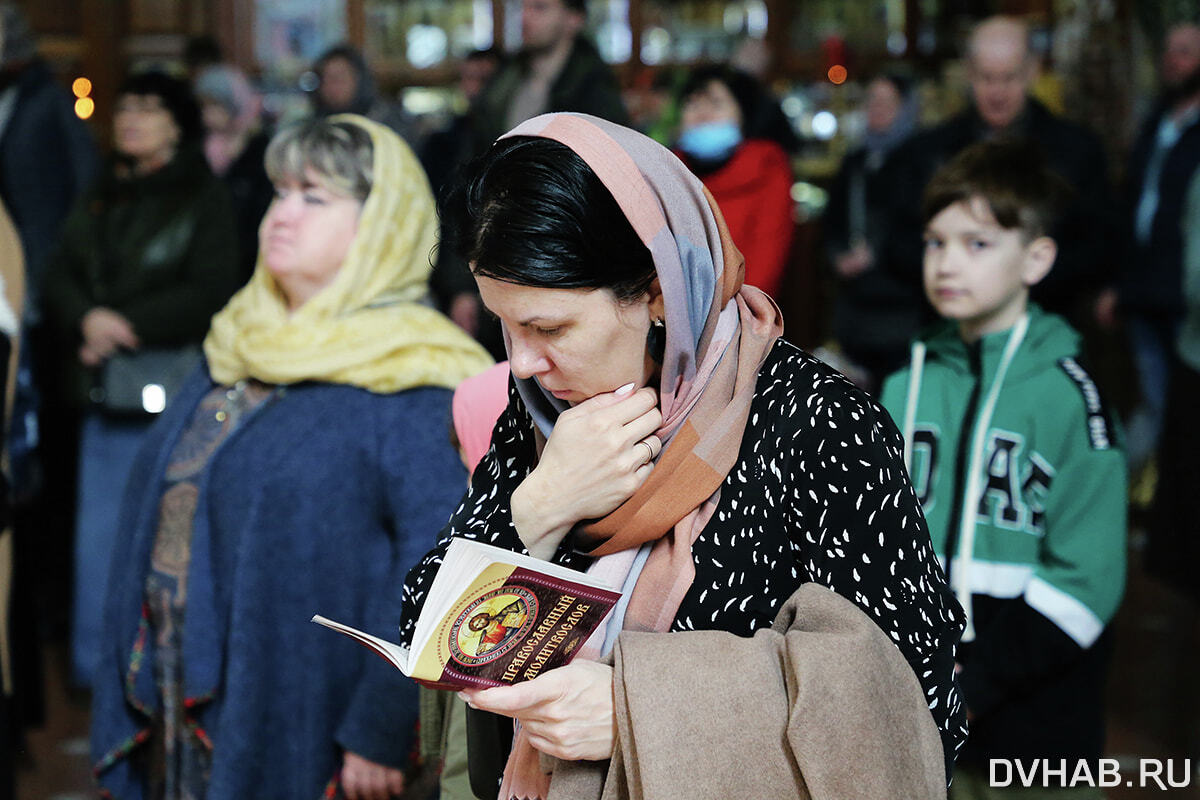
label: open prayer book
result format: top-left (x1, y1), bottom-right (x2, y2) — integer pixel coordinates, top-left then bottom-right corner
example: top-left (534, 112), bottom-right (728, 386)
top-left (312, 538), bottom-right (621, 691)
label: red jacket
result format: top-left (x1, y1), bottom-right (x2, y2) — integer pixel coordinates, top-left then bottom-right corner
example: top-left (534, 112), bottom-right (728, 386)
top-left (682, 139), bottom-right (795, 300)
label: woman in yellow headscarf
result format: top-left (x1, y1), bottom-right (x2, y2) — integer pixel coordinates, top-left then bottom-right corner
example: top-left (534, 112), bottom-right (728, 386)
top-left (90, 115), bottom-right (492, 800)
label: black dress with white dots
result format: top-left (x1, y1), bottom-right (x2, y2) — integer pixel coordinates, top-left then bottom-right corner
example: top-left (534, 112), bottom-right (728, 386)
top-left (400, 339), bottom-right (968, 780)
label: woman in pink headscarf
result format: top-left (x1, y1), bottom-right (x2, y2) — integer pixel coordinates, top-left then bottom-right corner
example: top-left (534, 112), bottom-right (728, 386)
top-left (400, 113), bottom-right (964, 800)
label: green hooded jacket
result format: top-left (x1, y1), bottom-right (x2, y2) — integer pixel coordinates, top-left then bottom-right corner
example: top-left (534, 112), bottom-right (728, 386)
top-left (880, 305), bottom-right (1126, 762)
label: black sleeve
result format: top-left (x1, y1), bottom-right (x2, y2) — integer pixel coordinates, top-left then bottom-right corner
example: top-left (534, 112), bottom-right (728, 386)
top-left (783, 382), bottom-right (968, 782)
top-left (876, 139), bottom-right (933, 288)
top-left (117, 180), bottom-right (240, 345)
top-left (957, 598), bottom-right (1084, 718)
top-left (43, 198), bottom-right (97, 338)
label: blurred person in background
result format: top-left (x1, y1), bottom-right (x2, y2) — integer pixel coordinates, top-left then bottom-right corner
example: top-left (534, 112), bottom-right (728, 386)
top-left (675, 64), bottom-right (797, 301)
top-left (0, 0), bottom-right (98, 744)
top-left (824, 72), bottom-right (923, 390)
top-left (89, 114), bottom-right (491, 800)
top-left (424, 48), bottom-right (506, 362)
top-left (43, 71), bottom-right (239, 689)
top-left (182, 35), bottom-right (223, 84)
top-left (885, 16), bottom-right (1112, 325)
top-left (1147, 143), bottom-right (1200, 598)
top-left (0, 2), bottom-right (98, 331)
top-left (194, 64), bottom-right (274, 285)
top-left (730, 37), bottom-right (771, 81)
top-left (1097, 22), bottom-right (1200, 480)
top-left (312, 43), bottom-right (421, 148)
top-left (470, 0), bottom-right (629, 152)
top-left (421, 48), bottom-right (501, 197)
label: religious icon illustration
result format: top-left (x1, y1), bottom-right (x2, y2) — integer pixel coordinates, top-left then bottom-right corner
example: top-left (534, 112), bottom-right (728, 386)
top-left (448, 586), bottom-right (537, 666)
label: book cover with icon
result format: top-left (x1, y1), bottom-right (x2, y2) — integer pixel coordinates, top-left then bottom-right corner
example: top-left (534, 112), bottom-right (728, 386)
top-left (312, 538), bottom-right (620, 691)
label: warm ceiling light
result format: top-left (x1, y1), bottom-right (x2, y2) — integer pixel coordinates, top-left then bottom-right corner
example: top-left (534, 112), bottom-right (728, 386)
top-left (827, 65), bottom-right (848, 85)
top-left (74, 97), bottom-right (95, 119)
top-left (72, 77), bottom-right (92, 98)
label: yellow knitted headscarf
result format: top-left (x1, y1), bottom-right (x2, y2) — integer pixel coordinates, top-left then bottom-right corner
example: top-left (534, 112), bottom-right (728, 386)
top-left (204, 114), bottom-right (492, 392)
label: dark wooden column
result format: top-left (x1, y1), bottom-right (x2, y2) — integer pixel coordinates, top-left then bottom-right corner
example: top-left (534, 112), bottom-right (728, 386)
top-left (763, 0), bottom-right (792, 82)
top-left (80, 0), bottom-right (124, 147)
top-left (211, 0), bottom-right (254, 72)
top-left (347, 0), bottom-right (365, 49)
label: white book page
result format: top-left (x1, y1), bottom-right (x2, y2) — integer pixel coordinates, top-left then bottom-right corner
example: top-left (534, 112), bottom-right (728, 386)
top-left (311, 614), bottom-right (413, 674)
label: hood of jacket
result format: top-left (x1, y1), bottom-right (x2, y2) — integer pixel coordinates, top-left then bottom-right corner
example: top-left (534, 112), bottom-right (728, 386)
top-left (916, 304), bottom-right (1080, 384)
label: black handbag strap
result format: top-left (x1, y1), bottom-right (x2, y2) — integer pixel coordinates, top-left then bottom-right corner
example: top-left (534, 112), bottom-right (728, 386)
top-left (465, 704), bottom-right (513, 799)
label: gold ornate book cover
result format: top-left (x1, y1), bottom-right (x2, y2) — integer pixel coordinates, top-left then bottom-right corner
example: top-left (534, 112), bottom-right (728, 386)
top-left (313, 539), bottom-right (620, 690)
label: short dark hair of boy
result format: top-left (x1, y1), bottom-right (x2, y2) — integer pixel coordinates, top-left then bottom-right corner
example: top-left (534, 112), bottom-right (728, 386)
top-left (922, 140), bottom-right (1072, 240)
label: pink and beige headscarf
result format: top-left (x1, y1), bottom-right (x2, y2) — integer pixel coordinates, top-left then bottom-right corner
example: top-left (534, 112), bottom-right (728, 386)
top-left (453, 361), bottom-right (512, 475)
top-left (496, 113), bottom-right (783, 800)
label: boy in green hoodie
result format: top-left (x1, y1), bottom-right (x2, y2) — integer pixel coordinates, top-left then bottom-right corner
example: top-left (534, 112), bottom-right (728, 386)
top-left (881, 141), bottom-right (1126, 797)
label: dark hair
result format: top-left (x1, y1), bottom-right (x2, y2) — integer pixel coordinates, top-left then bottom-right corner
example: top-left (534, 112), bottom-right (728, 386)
top-left (316, 43), bottom-right (368, 77)
top-left (264, 118), bottom-right (374, 202)
top-left (313, 44), bottom-right (374, 114)
top-left (441, 136), bottom-right (655, 302)
top-left (679, 64), bottom-right (798, 152)
top-left (183, 34), bottom-right (223, 72)
top-left (464, 47), bottom-right (500, 65)
top-left (562, 0), bottom-right (587, 13)
top-left (117, 71), bottom-right (203, 144)
top-left (922, 140), bottom-right (1071, 240)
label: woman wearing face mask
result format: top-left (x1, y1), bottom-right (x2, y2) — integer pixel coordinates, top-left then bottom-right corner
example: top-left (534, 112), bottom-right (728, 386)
top-left (674, 65), bottom-right (797, 301)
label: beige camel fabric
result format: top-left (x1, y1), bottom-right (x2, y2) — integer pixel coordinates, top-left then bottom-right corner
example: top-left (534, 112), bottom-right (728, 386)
top-left (547, 583), bottom-right (947, 800)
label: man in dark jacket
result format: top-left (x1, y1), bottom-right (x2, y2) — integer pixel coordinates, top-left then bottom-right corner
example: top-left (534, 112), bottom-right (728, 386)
top-left (1097, 23), bottom-right (1200, 473)
top-left (0, 2), bottom-right (98, 749)
top-left (470, 0), bottom-right (629, 153)
top-left (0, 4), bottom-right (98, 479)
top-left (882, 16), bottom-right (1113, 325)
top-left (446, 1), bottom-right (629, 359)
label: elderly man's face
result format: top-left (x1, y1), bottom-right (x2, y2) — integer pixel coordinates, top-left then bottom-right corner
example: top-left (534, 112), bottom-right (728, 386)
top-left (1163, 25), bottom-right (1200, 89)
top-left (968, 34), bottom-right (1033, 130)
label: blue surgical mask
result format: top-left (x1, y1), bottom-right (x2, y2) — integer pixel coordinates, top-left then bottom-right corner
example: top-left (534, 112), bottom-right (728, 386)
top-left (677, 120), bottom-right (742, 161)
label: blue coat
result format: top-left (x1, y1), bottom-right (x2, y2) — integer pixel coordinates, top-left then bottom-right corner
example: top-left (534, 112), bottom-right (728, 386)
top-left (90, 367), bottom-right (469, 798)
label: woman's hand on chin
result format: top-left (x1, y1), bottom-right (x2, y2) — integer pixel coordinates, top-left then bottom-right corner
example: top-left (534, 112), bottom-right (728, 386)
top-left (459, 661), bottom-right (615, 762)
top-left (512, 384), bottom-right (662, 559)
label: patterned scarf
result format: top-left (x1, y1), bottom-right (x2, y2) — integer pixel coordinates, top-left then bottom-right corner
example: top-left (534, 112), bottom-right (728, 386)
top-left (204, 114), bottom-right (492, 393)
top-left (497, 113), bottom-right (783, 800)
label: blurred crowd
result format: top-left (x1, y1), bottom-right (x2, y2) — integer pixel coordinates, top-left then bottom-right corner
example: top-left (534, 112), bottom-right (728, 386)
top-left (0, 0), bottom-right (1196, 798)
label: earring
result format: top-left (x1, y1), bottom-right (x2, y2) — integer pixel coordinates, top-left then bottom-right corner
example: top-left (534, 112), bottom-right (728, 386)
top-left (647, 318), bottom-right (666, 364)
